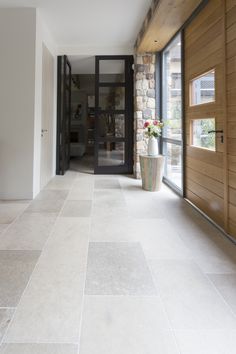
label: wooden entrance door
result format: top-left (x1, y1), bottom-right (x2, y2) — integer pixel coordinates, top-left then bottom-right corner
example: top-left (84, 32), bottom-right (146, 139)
top-left (56, 55), bottom-right (72, 175)
top-left (184, 0), bottom-right (226, 229)
top-left (94, 55), bottom-right (133, 174)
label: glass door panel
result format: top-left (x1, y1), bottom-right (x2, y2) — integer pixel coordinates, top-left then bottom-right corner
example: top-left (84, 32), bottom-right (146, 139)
top-left (94, 56), bottom-right (133, 174)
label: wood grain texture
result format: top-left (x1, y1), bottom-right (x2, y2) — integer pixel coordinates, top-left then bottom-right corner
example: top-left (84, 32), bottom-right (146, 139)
top-left (184, 0), bottom-right (226, 229)
top-left (137, 0), bottom-right (203, 53)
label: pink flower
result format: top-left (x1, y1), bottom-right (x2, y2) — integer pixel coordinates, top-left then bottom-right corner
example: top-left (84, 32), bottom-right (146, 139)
top-left (153, 120), bottom-right (158, 126)
top-left (144, 121), bottom-right (150, 128)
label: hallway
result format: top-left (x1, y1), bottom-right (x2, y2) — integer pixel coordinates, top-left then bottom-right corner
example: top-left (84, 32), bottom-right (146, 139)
top-left (0, 172), bottom-right (236, 353)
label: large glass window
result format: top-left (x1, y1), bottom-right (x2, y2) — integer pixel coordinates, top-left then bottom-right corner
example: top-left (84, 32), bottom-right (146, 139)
top-left (162, 33), bottom-right (183, 192)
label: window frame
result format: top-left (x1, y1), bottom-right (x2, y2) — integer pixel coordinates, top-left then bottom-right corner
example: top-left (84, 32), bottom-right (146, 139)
top-left (189, 68), bottom-right (216, 107)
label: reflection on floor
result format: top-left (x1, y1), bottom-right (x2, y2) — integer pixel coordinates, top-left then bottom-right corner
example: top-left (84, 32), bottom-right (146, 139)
top-left (70, 155), bottom-right (94, 174)
top-left (0, 172), bottom-right (236, 353)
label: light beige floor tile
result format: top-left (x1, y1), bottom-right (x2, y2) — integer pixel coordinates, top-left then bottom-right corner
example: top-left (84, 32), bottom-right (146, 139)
top-left (85, 242), bottom-right (156, 296)
top-left (0, 203), bottom-right (29, 224)
top-left (209, 274), bottom-right (236, 315)
top-left (35, 190), bottom-right (68, 200)
top-left (0, 344), bottom-right (78, 354)
top-left (0, 251), bottom-right (40, 307)
top-left (61, 200), bottom-right (92, 217)
top-left (0, 225), bottom-right (9, 233)
top-left (25, 199), bottom-right (64, 214)
top-left (0, 213), bottom-right (57, 250)
top-left (79, 296), bottom-right (179, 354)
top-left (149, 260), bottom-right (236, 330)
top-left (4, 218), bottom-right (89, 343)
top-left (174, 330), bottom-right (236, 354)
top-left (94, 179), bottom-right (121, 190)
top-left (0, 309), bottom-right (14, 342)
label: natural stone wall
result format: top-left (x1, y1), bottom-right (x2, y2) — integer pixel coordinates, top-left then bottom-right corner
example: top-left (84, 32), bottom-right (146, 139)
top-left (134, 53), bottom-right (156, 179)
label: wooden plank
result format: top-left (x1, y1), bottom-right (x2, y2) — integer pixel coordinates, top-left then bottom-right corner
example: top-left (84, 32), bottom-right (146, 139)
top-left (227, 71), bottom-right (236, 90)
top-left (229, 187), bottom-right (236, 205)
top-left (227, 56), bottom-right (236, 74)
top-left (229, 170), bottom-right (236, 188)
top-left (229, 219), bottom-right (236, 238)
top-left (228, 155), bottom-right (236, 172)
top-left (226, 4), bottom-right (236, 27)
top-left (226, 0), bottom-right (236, 12)
top-left (186, 188), bottom-right (224, 226)
top-left (186, 156), bottom-right (223, 182)
top-left (227, 88), bottom-right (236, 106)
top-left (186, 145), bottom-right (223, 167)
top-left (185, 49), bottom-right (223, 77)
top-left (228, 122), bottom-right (236, 137)
top-left (227, 38), bottom-right (236, 58)
top-left (187, 166), bottom-right (224, 197)
top-left (137, 0), bottom-right (203, 53)
top-left (226, 22), bottom-right (236, 43)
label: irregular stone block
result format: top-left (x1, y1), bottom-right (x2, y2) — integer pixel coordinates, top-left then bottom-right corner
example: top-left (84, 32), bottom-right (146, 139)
top-left (147, 89), bottom-right (155, 98)
top-left (136, 64), bottom-right (145, 72)
top-left (146, 73), bottom-right (154, 80)
top-left (149, 79), bottom-right (155, 89)
top-left (143, 55), bottom-right (152, 64)
top-left (147, 97), bottom-right (155, 109)
top-left (143, 108), bottom-right (152, 119)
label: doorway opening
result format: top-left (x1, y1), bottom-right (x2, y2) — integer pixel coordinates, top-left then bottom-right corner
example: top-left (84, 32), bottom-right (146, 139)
top-left (56, 55), bottom-right (134, 176)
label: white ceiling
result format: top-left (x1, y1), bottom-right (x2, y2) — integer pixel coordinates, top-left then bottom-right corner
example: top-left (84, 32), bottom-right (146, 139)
top-left (0, 0), bottom-right (152, 54)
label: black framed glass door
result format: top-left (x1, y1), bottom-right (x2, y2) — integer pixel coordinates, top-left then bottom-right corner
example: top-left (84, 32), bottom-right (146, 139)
top-left (56, 55), bottom-right (72, 175)
top-left (94, 56), bottom-right (133, 174)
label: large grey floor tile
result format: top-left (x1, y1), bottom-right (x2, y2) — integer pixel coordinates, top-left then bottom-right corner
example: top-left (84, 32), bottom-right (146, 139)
top-left (174, 330), bottom-right (236, 354)
top-left (209, 274), bottom-right (236, 315)
top-left (0, 213), bottom-right (56, 250)
top-left (126, 199), bottom-right (165, 219)
top-left (61, 200), bottom-right (92, 217)
top-left (92, 204), bottom-right (128, 218)
top-left (4, 218), bottom-right (89, 343)
top-left (0, 225), bottom-right (9, 234)
top-left (149, 260), bottom-right (236, 330)
top-left (25, 199), bottom-right (64, 214)
top-left (67, 186), bottom-right (94, 201)
top-left (35, 190), bottom-right (68, 200)
top-left (0, 344), bottom-right (78, 354)
top-left (0, 203), bottom-right (28, 224)
top-left (0, 309), bottom-right (14, 342)
top-left (94, 179), bottom-right (121, 190)
top-left (0, 251), bottom-right (40, 307)
top-left (85, 242), bottom-right (156, 295)
top-left (44, 176), bottom-right (75, 190)
top-left (79, 296), bottom-right (178, 354)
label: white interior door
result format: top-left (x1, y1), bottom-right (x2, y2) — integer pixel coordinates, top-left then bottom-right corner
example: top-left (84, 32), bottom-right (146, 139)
top-left (40, 43), bottom-right (54, 189)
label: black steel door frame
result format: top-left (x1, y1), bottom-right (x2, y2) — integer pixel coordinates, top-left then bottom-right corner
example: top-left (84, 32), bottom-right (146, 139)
top-left (56, 55), bottom-right (72, 175)
top-left (94, 55), bottom-right (134, 174)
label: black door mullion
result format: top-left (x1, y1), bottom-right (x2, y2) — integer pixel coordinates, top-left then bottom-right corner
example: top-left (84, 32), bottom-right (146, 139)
top-left (94, 55), bottom-right (133, 174)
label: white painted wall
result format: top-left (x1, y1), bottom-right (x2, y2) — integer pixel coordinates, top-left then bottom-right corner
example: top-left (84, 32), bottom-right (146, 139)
top-left (0, 8), bottom-right (57, 200)
top-left (33, 10), bottom-right (57, 196)
top-left (0, 8), bottom-right (36, 199)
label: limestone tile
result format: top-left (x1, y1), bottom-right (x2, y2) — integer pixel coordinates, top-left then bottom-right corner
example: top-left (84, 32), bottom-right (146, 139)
top-left (0, 250), bottom-right (40, 307)
top-left (0, 309), bottom-right (14, 342)
top-left (61, 200), bottom-right (92, 217)
top-left (0, 203), bottom-right (29, 224)
top-left (25, 199), bottom-right (64, 214)
top-left (79, 296), bottom-right (179, 354)
top-left (4, 218), bottom-right (89, 343)
top-left (0, 344), bottom-right (78, 354)
top-left (85, 242), bottom-right (156, 296)
top-left (149, 260), bottom-right (236, 330)
top-left (208, 274), bottom-right (236, 315)
top-left (0, 225), bottom-right (9, 234)
top-left (0, 213), bottom-right (57, 250)
top-left (174, 330), bottom-right (236, 354)
top-left (94, 179), bottom-right (121, 190)
top-left (35, 190), bottom-right (69, 200)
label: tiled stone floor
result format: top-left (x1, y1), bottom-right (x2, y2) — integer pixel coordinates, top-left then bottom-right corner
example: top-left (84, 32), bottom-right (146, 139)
top-left (0, 171), bottom-right (236, 353)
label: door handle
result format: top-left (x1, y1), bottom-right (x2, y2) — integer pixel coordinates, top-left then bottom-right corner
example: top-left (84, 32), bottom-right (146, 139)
top-left (208, 130), bottom-right (223, 143)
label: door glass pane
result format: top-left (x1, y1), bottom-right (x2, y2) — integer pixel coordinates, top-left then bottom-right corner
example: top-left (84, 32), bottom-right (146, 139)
top-left (191, 118), bottom-right (216, 150)
top-left (163, 142), bottom-right (182, 189)
top-left (99, 60), bottom-right (125, 83)
top-left (99, 87), bottom-right (125, 110)
top-left (98, 113), bottom-right (125, 138)
top-left (98, 142), bottom-right (125, 166)
top-left (162, 33), bottom-right (182, 141)
top-left (190, 70), bottom-right (215, 106)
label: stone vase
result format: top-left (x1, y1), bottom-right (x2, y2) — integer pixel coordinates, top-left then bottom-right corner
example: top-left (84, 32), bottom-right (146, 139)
top-left (147, 136), bottom-right (159, 156)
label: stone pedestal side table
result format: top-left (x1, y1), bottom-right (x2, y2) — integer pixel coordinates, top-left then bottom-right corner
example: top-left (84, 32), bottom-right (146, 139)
top-left (139, 155), bottom-right (165, 191)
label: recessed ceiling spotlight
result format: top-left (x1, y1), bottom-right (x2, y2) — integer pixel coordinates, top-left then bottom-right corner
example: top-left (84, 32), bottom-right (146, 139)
top-left (154, 40), bottom-right (158, 43)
